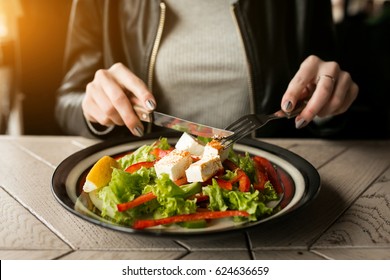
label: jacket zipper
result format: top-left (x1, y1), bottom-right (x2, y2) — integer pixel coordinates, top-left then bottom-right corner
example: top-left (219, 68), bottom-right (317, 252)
top-left (147, 2), bottom-right (166, 91)
top-left (230, 4), bottom-right (255, 115)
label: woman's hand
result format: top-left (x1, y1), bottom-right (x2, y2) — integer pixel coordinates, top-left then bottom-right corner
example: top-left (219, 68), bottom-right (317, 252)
top-left (82, 63), bottom-right (156, 136)
top-left (281, 55), bottom-right (359, 128)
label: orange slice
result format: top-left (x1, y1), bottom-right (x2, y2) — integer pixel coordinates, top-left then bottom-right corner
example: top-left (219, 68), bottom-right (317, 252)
top-left (83, 155), bottom-right (119, 192)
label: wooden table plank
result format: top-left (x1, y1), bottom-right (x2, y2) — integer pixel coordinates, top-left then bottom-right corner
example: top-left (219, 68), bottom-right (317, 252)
top-left (176, 232), bottom-right (248, 251)
top-left (287, 140), bottom-right (347, 169)
top-left (0, 187), bottom-right (71, 258)
top-left (248, 141), bottom-right (390, 251)
top-left (10, 136), bottom-right (91, 167)
top-left (312, 165), bottom-right (390, 256)
top-left (59, 250), bottom-right (186, 260)
top-left (0, 250), bottom-right (71, 260)
top-left (310, 248), bottom-right (390, 260)
top-left (181, 251), bottom-right (252, 260)
top-left (253, 250), bottom-right (325, 260)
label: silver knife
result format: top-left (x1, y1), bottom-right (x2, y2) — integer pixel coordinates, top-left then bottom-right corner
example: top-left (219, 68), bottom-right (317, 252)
top-left (134, 105), bottom-right (233, 138)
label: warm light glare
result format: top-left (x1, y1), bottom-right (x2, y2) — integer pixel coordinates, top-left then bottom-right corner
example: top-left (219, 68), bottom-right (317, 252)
top-left (0, 0), bottom-right (23, 40)
top-left (0, 14), bottom-right (8, 38)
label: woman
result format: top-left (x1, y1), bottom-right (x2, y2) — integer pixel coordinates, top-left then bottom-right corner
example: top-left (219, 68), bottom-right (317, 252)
top-left (56, 0), bottom-right (358, 139)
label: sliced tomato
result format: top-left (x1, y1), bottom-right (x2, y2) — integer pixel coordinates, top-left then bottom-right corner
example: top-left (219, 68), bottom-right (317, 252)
top-left (117, 192), bottom-right (157, 212)
top-left (132, 210), bottom-right (249, 229)
top-left (125, 161), bottom-right (155, 173)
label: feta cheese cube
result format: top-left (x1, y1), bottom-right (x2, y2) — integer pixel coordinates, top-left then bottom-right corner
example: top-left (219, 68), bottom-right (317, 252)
top-left (175, 132), bottom-right (205, 156)
top-left (203, 140), bottom-right (229, 161)
top-left (154, 149), bottom-right (192, 181)
top-left (185, 156), bottom-right (223, 182)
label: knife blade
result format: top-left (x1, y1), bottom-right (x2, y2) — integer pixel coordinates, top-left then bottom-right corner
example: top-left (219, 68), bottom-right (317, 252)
top-left (134, 105), bottom-right (233, 138)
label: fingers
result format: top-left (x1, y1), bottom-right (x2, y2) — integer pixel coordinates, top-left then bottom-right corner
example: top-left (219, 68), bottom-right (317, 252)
top-left (282, 55), bottom-right (323, 111)
top-left (85, 81), bottom-right (124, 126)
top-left (317, 71), bottom-right (358, 117)
top-left (109, 63), bottom-right (156, 111)
top-left (82, 63), bottom-right (156, 137)
top-left (281, 55), bottom-right (358, 129)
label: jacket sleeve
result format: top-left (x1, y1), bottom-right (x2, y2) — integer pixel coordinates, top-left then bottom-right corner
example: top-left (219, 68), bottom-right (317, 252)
top-left (55, 0), bottom-right (116, 138)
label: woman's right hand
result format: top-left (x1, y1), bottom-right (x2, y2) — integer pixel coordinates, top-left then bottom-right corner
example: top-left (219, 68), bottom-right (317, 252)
top-left (82, 63), bottom-right (156, 136)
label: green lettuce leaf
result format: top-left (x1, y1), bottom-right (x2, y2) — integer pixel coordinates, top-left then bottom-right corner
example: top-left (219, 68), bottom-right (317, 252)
top-left (98, 166), bottom-right (158, 223)
top-left (258, 181), bottom-right (279, 202)
top-left (202, 180), bottom-right (228, 211)
top-left (151, 174), bottom-right (198, 218)
top-left (153, 137), bottom-right (171, 150)
top-left (228, 150), bottom-right (256, 182)
top-left (202, 179), bottom-right (274, 221)
top-left (118, 145), bottom-right (155, 170)
top-left (98, 186), bottom-right (134, 225)
top-left (107, 167), bottom-right (155, 203)
top-left (118, 137), bottom-right (171, 169)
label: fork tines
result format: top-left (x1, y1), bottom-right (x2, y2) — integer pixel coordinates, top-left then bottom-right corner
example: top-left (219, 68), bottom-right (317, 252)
top-left (221, 114), bottom-right (260, 148)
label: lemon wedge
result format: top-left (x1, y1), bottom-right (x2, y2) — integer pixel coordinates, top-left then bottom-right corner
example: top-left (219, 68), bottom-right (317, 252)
top-left (83, 155), bottom-right (119, 193)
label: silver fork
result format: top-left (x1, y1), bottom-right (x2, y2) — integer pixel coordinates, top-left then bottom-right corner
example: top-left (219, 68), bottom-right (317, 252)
top-left (220, 102), bottom-right (306, 148)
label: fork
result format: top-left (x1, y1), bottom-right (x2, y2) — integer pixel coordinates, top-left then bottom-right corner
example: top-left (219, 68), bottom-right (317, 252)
top-left (220, 101), bottom-right (306, 148)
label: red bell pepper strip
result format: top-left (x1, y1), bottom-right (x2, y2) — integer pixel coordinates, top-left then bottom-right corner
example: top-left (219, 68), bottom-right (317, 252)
top-left (276, 168), bottom-right (294, 209)
top-left (253, 161), bottom-right (269, 191)
top-left (222, 160), bottom-right (250, 192)
top-left (235, 169), bottom-right (251, 192)
top-left (253, 156), bottom-right (283, 194)
top-left (117, 192), bottom-right (157, 212)
top-left (223, 159), bottom-right (238, 171)
top-left (215, 178), bottom-right (233, 190)
top-left (150, 147), bottom-right (173, 160)
top-left (194, 194), bottom-right (209, 203)
top-left (125, 161), bottom-right (155, 173)
top-left (174, 176), bottom-right (188, 186)
top-left (132, 210), bottom-right (249, 229)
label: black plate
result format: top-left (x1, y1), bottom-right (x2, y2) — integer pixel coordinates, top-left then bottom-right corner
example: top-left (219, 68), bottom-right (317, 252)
top-left (51, 133), bottom-right (320, 237)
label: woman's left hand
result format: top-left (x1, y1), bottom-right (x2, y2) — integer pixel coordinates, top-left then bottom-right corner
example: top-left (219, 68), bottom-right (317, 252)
top-left (281, 55), bottom-right (359, 129)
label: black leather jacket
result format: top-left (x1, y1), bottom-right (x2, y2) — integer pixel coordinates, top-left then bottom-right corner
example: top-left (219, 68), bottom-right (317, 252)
top-left (56, 0), bottom-right (337, 138)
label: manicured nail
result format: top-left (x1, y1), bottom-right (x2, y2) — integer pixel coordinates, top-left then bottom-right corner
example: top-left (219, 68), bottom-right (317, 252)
top-left (132, 125), bottom-right (144, 137)
top-left (283, 101), bottom-right (293, 111)
top-left (146, 99), bottom-right (156, 110)
top-left (295, 118), bottom-right (307, 129)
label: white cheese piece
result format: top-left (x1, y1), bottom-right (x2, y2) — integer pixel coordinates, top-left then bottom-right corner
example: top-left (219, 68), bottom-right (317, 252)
top-left (154, 149), bottom-right (192, 181)
top-left (175, 132), bottom-right (205, 156)
top-left (202, 140), bottom-right (229, 162)
top-left (185, 156), bottom-right (223, 182)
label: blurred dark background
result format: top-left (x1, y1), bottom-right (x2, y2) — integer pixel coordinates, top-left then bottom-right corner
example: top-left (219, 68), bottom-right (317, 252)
top-left (0, 0), bottom-right (72, 135)
top-left (18, 0), bottom-right (72, 135)
top-left (333, 0), bottom-right (390, 138)
top-left (0, 0), bottom-right (389, 138)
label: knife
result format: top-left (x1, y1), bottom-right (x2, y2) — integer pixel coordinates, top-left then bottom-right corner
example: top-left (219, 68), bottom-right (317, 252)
top-left (134, 105), bottom-right (233, 138)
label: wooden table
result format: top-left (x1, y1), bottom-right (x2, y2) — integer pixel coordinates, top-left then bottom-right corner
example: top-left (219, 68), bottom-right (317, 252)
top-left (1, 136), bottom-right (389, 260)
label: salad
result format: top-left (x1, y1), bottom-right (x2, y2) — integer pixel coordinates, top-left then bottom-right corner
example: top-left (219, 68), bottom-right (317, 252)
top-left (81, 133), bottom-right (283, 230)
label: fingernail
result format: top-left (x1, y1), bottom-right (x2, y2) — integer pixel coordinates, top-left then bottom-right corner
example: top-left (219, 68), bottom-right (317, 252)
top-left (283, 101), bottom-right (293, 111)
top-left (146, 99), bottom-right (156, 110)
top-left (295, 118), bottom-right (307, 129)
top-left (132, 125), bottom-right (144, 137)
